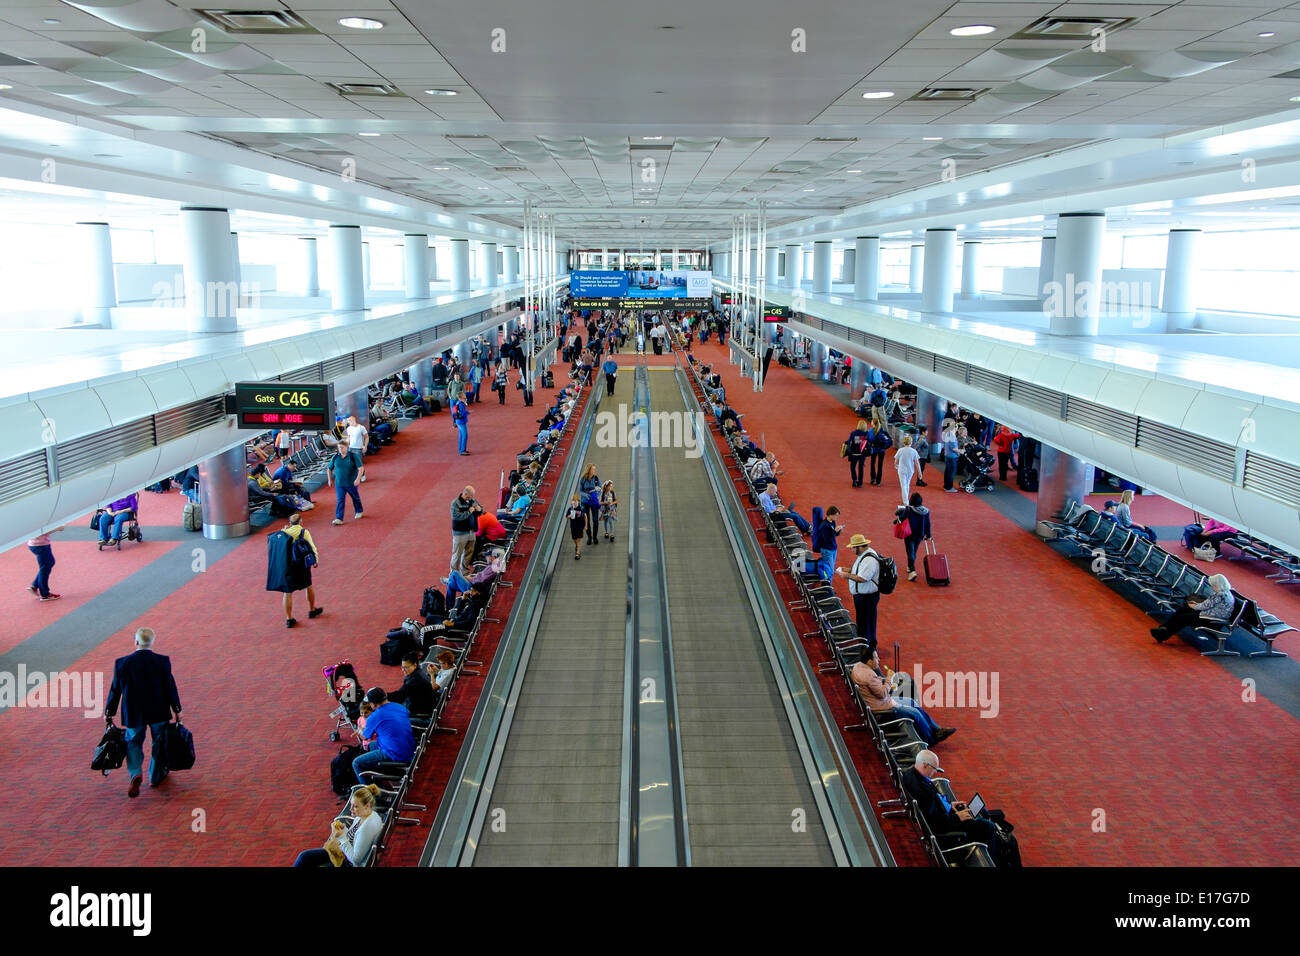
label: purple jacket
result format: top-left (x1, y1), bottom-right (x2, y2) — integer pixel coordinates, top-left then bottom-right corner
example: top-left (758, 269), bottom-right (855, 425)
top-left (108, 494), bottom-right (139, 513)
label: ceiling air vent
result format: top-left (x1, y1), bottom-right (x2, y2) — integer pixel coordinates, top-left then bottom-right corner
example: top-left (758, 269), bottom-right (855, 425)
top-left (329, 82), bottom-right (405, 97)
top-left (493, 166), bottom-right (526, 172)
top-left (1012, 16), bottom-right (1137, 41)
top-left (908, 87), bottom-right (988, 102)
top-left (196, 10), bottom-right (315, 33)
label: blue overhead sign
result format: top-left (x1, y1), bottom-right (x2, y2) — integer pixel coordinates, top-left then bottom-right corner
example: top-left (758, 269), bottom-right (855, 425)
top-left (569, 271), bottom-right (629, 297)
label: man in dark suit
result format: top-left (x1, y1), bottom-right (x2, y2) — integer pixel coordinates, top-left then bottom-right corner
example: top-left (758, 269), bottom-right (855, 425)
top-left (902, 750), bottom-right (1003, 864)
top-left (103, 627), bottom-right (182, 798)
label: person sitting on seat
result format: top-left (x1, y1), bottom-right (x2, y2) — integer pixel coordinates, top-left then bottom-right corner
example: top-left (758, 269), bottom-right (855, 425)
top-left (851, 649), bottom-right (954, 746)
top-left (756, 481), bottom-right (811, 534)
top-left (1187, 518), bottom-right (1238, 555)
top-left (425, 649), bottom-right (457, 702)
top-left (472, 510), bottom-right (509, 562)
top-left (97, 493), bottom-right (139, 544)
top-left (903, 749), bottom-right (1006, 865)
top-left (387, 652), bottom-right (436, 719)
top-left (293, 783), bottom-right (384, 867)
top-left (351, 687), bottom-right (415, 787)
top-left (270, 459), bottom-right (312, 502)
top-left (498, 485), bottom-right (532, 525)
top-left (1150, 573), bottom-right (1235, 644)
top-left (442, 551), bottom-right (504, 604)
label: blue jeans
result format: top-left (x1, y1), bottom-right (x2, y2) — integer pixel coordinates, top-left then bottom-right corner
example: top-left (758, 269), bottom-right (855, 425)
top-left (456, 421), bottom-right (468, 454)
top-left (815, 548), bottom-right (836, 582)
top-left (98, 512), bottom-right (129, 542)
top-left (125, 721), bottom-right (171, 784)
top-left (29, 544), bottom-right (54, 597)
top-left (445, 569), bottom-right (472, 604)
top-left (335, 484), bottom-right (362, 520)
top-left (943, 457), bottom-right (958, 490)
top-left (353, 747), bottom-right (403, 786)
top-left (889, 698), bottom-right (941, 745)
top-left (293, 848), bottom-right (353, 868)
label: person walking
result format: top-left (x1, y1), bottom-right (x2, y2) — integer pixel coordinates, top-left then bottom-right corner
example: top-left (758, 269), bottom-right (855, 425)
top-left (26, 525), bottom-right (65, 602)
top-left (601, 356), bottom-right (618, 396)
top-left (893, 492), bottom-right (932, 583)
top-left (599, 480), bottom-right (618, 543)
top-left (895, 433), bottom-right (921, 504)
top-left (914, 426), bottom-right (931, 487)
top-left (326, 440), bottom-right (364, 525)
top-left (450, 486), bottom-right (481, 577)
top-left (941, 423), bottom-right (960, 493)
top-left (567, 493), bottom-right (587, 560)
top-left (268, 512), bottom-right (323, 628)
top-left (868, 422), bottom-right (892, 487)
top-left (845, 419), bottom-right (870, 488)
top-left (468, 360), bottom-right (484, 404)
top-left (103, 627), bottom-right (182, 798)
top-left (451, 394), bottom-right (470, 455)
top-left (579, 464), bottom-right (601, 547)
top-left (345, 414), bottom-right (369, 483)
top-left (494, 362), bottom-right (509, 405)
top-left (836, 534), bottom-right (881, 658)
top-left (992, 425), bottom-right (1021, 482)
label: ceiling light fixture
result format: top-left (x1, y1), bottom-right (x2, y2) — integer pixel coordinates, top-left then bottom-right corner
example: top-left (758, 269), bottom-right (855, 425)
top-left (424, 89), bottom-right (457, 96)
top-left (358, 132), bottom-right (380, 137)
top-left (1259, 32), bottom-right (1276, 38)
top-left (923, 136), bottom-right (943, 141)
top-left (43, 18), bottom-right (60, 25)
top-left (846, 169), bottom-right (862, 173)
top-left (0, 84), bottom-right (11, 91)
top-left (1291, 95), bottom-right (1300, 102)
top-left (950, 24), bottom-right (996, 37)
top-left (476, 185), bottom-right (489, 189)
top-left (338, 16), bottom-right (384, 30)
top-left (432, 166), bottom-right (451, 170)
top-left (642, 135), bottom-right (663, 140)
top-left (803, 187), bottom-right (816, 191)
top-left (862, 90), bottom-right (894, 99)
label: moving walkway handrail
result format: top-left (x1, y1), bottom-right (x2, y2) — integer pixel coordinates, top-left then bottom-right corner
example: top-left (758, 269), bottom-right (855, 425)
top-left (672, 359), bottom-right (897, 867)
top-left (420, 375), bottom-right (605, 867)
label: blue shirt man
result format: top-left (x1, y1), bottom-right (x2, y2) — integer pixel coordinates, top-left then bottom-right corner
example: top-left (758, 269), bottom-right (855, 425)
top-left (327, 444), bottom-right (363, 521)
top-left (353, 688), bottom-right (415, 786)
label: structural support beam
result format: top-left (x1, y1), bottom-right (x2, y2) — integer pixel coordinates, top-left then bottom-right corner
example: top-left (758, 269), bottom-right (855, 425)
top-left (481, 241), bottom-right (499, 287)
top-left (812, 241), bottom-right (832, 295)
top-left (300, 237), bottom-right (319, 296)
top-left (1048, 212), bottom-right (1105, 335)
top-left (503, 244), bottom-right (519, 284)
top-left (909, 245), bottom-right (923, 293)
top-left (77, 221), bottom-right (116, 326)
top-left (1035, 445), bottom-right (1093, 531)
top-left (1162, 228), bottom-right (1200, 330)
top-left (961, 241), bottom-right (982, 298)
top-left (450, 239), bottom-right (471, 292)
top-left (1037, 236), bottom-right (1056, 298)
top-left (328, 224), bottom-right (365, 312)
top-left (198, 445), bottom-right (250, 540)
top-left (180, 205), bottom-right (238, 333)
top-left (785, 243), bottom-right (803, 289)
top-left (921, 228), bottom-right (956, 314)
top-left (404, 233), bottom-right (430, 299)
top-left (854, 236), bottom-right (879, 302)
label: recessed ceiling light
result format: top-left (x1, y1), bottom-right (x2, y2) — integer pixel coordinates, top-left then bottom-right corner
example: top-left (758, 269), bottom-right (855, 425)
top-left (93, 153), bottom-right (122, 158)
top-left (862, 90), bottom-right (894, 100)
top-left (43, 18), bottom-right (60, 25)
top-left (358, 132), bottom-right (380, 137)
top-left (432, 166), bottom-right (451, 170)
top-left (424, 89), bottom-right (457, 96)
top-left (846, 169), bottom-right (862, 173)
top-left (642, 135), bottom-right (663, 140)
top-left (476, 185), bottom-right (489, 189)
top-left (803, 187), bottom-right (816, 191)
top-left (950, 24), bottom-right (996, 37)
top-left (1259, 31), bottom-right (1276, 38)
top-left (338, 16), bottom-right (384, 30)
top-left (0, 84), bottom-right (11, 91)
top-left (1291, 95), bottom-right (1300, 102)
top-left (923, 136), bottom-right (944, 141)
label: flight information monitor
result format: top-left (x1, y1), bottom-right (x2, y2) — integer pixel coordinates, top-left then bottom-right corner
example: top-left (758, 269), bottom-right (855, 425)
top-left (232, 382), bottom-right (335, 430)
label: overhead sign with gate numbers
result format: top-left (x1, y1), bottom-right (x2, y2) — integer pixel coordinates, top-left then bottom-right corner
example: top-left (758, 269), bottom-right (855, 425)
top-left (232, 382), bottom-right (336, 429)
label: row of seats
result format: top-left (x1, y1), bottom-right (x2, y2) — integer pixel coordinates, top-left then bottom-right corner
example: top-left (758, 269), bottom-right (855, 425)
top-left (1045, 501), bottom-right (1293, 659)
top-left (1216, 523), bottom-right (1300, 587)
top-left (681, 345), bottom-right (998, 867)
top-left (324, 379), bottom-right (584, 867)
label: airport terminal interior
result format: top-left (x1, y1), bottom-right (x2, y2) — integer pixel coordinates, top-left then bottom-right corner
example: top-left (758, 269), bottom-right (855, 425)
top-left (2, 0), bottom-right (1300, 874)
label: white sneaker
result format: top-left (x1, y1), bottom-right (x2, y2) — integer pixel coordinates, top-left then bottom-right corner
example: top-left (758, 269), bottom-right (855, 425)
top-left (331, 519), bottom-right (343, 525)
top-left (354, 512), bottom-right (365, 520)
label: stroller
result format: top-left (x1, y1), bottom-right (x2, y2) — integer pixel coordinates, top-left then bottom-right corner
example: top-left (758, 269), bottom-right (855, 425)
top-left (959, 445), bottom-right (997, 493)
top-left (323, 660), bottom-right (363, 742)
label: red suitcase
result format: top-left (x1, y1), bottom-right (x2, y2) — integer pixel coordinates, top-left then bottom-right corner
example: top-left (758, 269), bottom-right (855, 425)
top-left (922, 539), bottom-right (950, 586)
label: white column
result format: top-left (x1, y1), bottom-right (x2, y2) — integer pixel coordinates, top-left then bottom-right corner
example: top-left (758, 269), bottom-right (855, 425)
top-left (1037, 236), bottom-right (1056, 298)
top-left (909, 244), bottom-right (924, 292)
top-left (328, 224), bottom-right (365, 311)
top-left (179, 206), bottom-right (238, 333)
top-left (854, 236), bottom-right (879, 301)
top-left (503, 244), bottom-right (519, 283)
top-left (300, 237), bottom-right (319, 295)
top-left (481, 241), bottom-right (499, 287)
top-left (404, 233), bottom-right (430, 299)
top-left (811, 241), bottom-right (832, 294)
top-left (229, 232), bottom-right (241, 301)
top-left (77, 221), bottom-right (117, 325)
top-left (450, 239), bottom-right (470, 291)
top-left (428, 245), bottom-right (438, 282)
top-left (961, 241), bottom-right (982, 298)
top-left (841, 249), bottom-right (855, 284)
top-left (764, 246), bottom-right (779, 285)
top-left (785, 243), bottom-right (803, 288)
top-left (1162, 228), bottom-right (1200, 324)
top-left (921, 228), bottom-right (957, 313)
top-left (362, 241), bottom-right (371, 290)
top-left (1049, 212), bottom-right (1106, 335)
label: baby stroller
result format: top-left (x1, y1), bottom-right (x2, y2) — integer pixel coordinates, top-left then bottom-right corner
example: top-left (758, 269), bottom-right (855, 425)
top-left (959, 446), bottom-right (997, 493)
top-left (323, 660), bottom-right (363, 742)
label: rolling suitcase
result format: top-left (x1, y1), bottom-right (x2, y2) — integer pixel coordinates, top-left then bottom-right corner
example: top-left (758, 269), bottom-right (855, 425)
top-left (922, 539), bottom-right (950, 587)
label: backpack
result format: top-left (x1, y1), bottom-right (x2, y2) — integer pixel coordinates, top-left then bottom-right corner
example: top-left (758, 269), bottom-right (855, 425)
top-left (452, 400), bottom-right (468, 424)
top-left (421, 586), bottom-right (447, 622)
top-left (872, 429), bottom-right (893, 452)
top-left (331, 744), bottom-right (364, 795)
top-left (871, 389), bottom-right (886, 407)
top-left (875, 553), bottom-right (899, 595)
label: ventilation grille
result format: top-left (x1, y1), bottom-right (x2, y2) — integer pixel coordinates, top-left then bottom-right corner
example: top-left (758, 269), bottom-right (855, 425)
top-left (154, 397), bottom-right (226, 445)
top-left (968, 367), bottom-right (1011, 400)
top-left (196, 9), bottom-right (314, 33)
top-left (905, 347), bottom-right (934, 371)
top-left (1137, 420), bottom-right (1236, 482)
top-left (1012, 15), bottom-right (1137, 41)
top-left (1010, 380), bottom-right (1066, 418)
top-left (1064, 397), bottom-right (1138, 445)
top-left (329, 82), bottom-right (405, 97)
top-left (0, 451), bottom-right (48, 506)
top-left (909, 87), bottom-right (987, 102)
top-left (1243, 453), bottom-right (1300, 508)
top-left (56, 418), bottom-right (156, 483)
top-left (935, 356), bottom-right (966, 381)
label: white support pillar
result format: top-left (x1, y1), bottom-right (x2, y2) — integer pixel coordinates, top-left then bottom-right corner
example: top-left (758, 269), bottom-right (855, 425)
top-left (785, 243), bottom-right (803, 289)
top-left (854, 236), bottom-right (879, 301)
top-left (764, 246), bottom-right (779, 286)
top-left (428, 245), bottom-right (438, 282)
top-left (362, 241), bottom-right (371, 290)
top-left (404, 233), bottom-right (430, 299)
top-left (841, 248), bottom-right (855, 284)
top-left (503, 245), bottom-right (519, 284)
top-left (1162, 228), bottom-right (1200, 328)
top-left (300, 237), bottom-right (319, 295)
top-left (812, 241), bottom-right (832, 295)
top-left (961, 241), bottom-right (982, 298)
top-left (229, 232), bottom-right (241, 302)
top-left (450, 239), bottom-right (470, 292)
top-left (179, 206), bottom-right (238, 333)
top-left (328, 224), bottom-right (365, 312)
top-left (77, 221), bottom-right (116, 325)
top-left (909, 245), bottom-right (924, 292)
top-left (481, 241), bottom-right (499, 287)
top-left (1048, 212), bottom-right (1106, 335)
top-left (1037, 236), bottom-right (1056, 298)
top-left (921, 228), bottom-right (957, 313)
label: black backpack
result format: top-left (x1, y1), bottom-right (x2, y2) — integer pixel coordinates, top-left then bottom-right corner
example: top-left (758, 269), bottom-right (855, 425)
top-left (91, 725), bottom-right (127, 776)
top-left (421, 586), bottom-right (447, 622)
top-left (331, 744), bottom-right (364, 795)
top-left (876, 553), bottom-right (899, 595)
top-left (871, 389), bottom-right (886, 407)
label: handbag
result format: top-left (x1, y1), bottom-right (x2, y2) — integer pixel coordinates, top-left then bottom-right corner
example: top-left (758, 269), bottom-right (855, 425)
top-left (162, 720), bottom-right (196, 771)
top-left (1192, 544), bottom-right (1217, 562)
top-left (91, 724), bottom-right (127, 775)
top-left (840, 441), bottom-right (849, 459)
top-left (893, 517), bottom-right (912, 539)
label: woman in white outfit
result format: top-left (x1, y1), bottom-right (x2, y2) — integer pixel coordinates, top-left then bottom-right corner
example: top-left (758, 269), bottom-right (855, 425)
top-left (895, 434), bottom-right (921, 505)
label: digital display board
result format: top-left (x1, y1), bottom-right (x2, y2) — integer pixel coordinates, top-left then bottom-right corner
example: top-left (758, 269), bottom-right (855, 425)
top-left (572, 297), bottom-right (712, 310)
top-left (232, 382), bottom-right (335, 431)
top-left (763, 305), bottom-right (792, 322)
